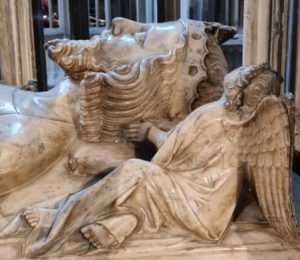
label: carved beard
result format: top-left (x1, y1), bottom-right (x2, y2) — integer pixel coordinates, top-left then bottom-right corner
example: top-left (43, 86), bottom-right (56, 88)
top-left (47, 36), bottom-right (123, 80)
top-left (78, 42), bottom-right (186, 143)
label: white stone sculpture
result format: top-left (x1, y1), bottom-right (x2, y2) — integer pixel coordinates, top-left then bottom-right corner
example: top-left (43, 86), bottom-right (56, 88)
top-left (0, 64), bottom-right (298, 259)
top-left (0, 18), bottom-right (235, 196)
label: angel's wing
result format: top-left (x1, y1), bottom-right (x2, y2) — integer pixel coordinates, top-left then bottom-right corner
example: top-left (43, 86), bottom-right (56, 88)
top-left (240, 94), bottom-right (299, 240)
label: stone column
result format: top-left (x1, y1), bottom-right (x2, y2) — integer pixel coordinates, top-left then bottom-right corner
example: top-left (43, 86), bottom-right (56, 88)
top-left (243, 0), bottom-right (300, 153)
top-left (0, 0), bottom-right (36, 86)
top-left (243, 0), bottom-right (288, 71)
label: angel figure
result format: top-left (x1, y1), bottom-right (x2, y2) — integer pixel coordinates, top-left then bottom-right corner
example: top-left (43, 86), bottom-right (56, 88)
top-left (0, 63), bottom-right (298, 257)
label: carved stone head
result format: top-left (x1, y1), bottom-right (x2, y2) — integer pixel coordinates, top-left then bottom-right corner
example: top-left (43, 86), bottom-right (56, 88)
top-left (46, 18), bottom-right (235, 110)
top-left (224, 63), bottom-right (281, 115)
top-left (45, 18), bottom-right (236, 142)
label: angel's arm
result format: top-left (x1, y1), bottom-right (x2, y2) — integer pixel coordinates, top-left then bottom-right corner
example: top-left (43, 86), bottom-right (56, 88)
top-left (151, 118), bottom-right (182, 131)
top-left (123, 122), bottom-right (168, 149)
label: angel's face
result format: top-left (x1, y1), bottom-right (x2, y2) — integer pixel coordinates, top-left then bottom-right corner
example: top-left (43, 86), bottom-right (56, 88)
top-left (243, 73), bottom-right (272, 108)
top-left (243, 82), bottom-right (265, 107)
top-left (223, 67), bottom-right (248, 111)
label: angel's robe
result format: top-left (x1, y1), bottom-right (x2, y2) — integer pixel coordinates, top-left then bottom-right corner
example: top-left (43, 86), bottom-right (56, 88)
top-left (24, 100), bottom-right (243, 257)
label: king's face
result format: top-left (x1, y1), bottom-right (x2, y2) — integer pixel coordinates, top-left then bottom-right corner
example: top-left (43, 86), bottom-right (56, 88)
top-left (45, 18), bottom-right (186, 75)
top-left (99, 18), bottom-right (185, 64)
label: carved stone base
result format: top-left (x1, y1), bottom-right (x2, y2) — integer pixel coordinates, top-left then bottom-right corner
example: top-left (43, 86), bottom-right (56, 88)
top-left (1, 222), bottom-right (300, 259)
top-left (0, 155), bottom-right (298, 259)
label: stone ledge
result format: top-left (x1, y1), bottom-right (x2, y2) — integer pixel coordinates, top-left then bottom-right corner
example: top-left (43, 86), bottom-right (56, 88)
top-left (1, 222), bottom-right (299, 260)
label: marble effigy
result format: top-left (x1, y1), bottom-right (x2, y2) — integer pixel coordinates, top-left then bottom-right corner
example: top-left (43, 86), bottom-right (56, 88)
top-left (0, 18), bottom-right (235, 194)
top-left (0, 18), bottom-right (299, 259)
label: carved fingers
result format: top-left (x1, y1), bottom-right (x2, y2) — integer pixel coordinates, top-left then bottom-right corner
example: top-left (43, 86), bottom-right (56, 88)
top-left (23, 208), bottom-right (39, 228)
top-left (123, 121), bottom-right (153, 142)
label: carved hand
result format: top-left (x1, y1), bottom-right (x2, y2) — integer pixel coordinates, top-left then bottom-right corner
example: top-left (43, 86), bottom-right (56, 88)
top-left (123, 121), bottom-right (153, 142)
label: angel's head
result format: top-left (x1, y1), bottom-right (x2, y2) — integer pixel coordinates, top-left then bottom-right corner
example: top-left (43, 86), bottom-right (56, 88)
top-left (223, 63), bottom-right (280, 115)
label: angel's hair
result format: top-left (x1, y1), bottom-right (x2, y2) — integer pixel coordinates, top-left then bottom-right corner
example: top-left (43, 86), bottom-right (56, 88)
top-left (225, 63), bottom-right (280, 111)
top-left (232, 63), bottom-right (279, 94)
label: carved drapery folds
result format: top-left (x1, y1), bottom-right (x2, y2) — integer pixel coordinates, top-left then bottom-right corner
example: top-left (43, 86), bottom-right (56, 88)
top-left (0, 16), bottom-right (298, 259)
top-left (0, 63), bottom-right (298, 258)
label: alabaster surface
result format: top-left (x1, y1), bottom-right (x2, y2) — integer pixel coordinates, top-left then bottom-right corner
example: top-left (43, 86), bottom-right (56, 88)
top-left (0, 18), bottom-right (299, 259)
top-left (0, 18), bottom-right (235, 193)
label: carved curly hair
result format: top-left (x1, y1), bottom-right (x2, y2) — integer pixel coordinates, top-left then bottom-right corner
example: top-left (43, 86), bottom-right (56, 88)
top-left (224, 63), bottom-right (281, 112)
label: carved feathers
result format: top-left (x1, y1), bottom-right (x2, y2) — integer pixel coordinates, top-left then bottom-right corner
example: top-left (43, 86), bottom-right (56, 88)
top-left (239, 95), bottom-right (298, 240)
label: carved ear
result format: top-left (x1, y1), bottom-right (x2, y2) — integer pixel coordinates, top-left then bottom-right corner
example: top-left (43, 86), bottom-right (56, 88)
top-left (204, 22), bottom-right (236, 44)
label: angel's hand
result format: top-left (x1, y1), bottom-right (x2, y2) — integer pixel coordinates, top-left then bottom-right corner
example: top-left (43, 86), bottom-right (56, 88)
top-left (123, 121), bottom-right (153, 142)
